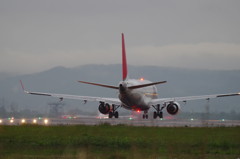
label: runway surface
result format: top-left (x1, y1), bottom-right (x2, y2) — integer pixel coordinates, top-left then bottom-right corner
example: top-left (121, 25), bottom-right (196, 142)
top-left (1, 117), bottom-right (240, 127)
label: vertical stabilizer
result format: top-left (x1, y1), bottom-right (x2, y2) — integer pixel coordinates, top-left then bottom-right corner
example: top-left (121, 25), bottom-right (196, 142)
top-left (122, 33), bottom-right (128, 81)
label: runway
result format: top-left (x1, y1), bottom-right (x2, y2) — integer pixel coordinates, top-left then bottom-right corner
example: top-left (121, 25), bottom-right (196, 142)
top-left (1, 117), bottom-right (240, 127)
top-left (50, 118), bottom-right (240, 127)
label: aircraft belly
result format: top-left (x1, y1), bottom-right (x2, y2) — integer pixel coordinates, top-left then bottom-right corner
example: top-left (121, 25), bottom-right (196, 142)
top-left (119, 92), bottom-right (150, 111)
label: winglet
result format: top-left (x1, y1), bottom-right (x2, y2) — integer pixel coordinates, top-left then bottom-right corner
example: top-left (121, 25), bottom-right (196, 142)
top-left (20, 80), bottom-right (25, 91)
top-left (122, 33), bottom-right (128, 81)
top-left (20, 80), bottom-right (29, 93)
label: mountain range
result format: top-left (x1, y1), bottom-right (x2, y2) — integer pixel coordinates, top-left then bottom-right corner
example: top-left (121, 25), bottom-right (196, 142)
top-left (0, 64), bottom-right (240, 114)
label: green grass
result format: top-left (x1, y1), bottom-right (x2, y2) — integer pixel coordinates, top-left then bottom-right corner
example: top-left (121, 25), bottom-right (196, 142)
top-left (0, 125), bottom-right (239, 159)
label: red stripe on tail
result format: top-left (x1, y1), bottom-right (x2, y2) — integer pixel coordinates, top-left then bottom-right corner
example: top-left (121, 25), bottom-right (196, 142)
top-left (122, 33), bottom-right (128, 81)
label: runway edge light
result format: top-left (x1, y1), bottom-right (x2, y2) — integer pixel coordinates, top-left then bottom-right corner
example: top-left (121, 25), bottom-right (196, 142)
top-left (44, 119), bottom-right (48, 124)
top-left (21, 119), bottom-right (26, 124)
top-left (33, 119), bottom-right (37, 124)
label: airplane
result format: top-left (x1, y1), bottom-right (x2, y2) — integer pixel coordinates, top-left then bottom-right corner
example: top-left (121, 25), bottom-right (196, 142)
top-left (20, 33), bottom-right (240, 119)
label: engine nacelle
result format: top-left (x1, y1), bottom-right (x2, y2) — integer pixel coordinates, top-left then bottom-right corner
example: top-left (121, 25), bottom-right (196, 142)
top-left (98, 102), bottom-right (110, 114)
top-left (166, 102), bottom-right (180, 115)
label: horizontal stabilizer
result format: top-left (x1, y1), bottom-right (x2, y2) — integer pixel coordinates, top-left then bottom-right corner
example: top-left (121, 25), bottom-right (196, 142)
top-left (78, 81), bottom-right (119, 89)
top-left (128, 81), bottom-right (167, 89)
top-left (78, 80), bottom-right (167, 90)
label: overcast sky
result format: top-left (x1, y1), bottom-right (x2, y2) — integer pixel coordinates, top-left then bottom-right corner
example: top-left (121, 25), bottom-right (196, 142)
top-left (1, 0), bottom-right (240, 75)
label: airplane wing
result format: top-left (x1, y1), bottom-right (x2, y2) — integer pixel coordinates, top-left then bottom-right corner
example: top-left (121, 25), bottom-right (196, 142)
top-left (150, 92), bottom-right (240, 104)
top-left (20, 81), bottom-right (121, 105)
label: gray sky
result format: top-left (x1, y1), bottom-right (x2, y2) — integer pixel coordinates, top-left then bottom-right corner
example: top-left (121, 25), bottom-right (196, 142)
top-left (1, 0), bottom-right (240, 75)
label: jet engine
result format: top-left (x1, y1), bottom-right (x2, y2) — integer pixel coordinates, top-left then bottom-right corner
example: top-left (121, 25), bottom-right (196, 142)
top-left (98, 102), bottom-right (110, 114)
top-left (166, 102), bottom-right (180, 115)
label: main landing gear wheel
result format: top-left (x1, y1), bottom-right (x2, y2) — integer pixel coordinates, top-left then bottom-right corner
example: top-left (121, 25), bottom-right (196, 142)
top-left (109, 111), bottom-right (119, 118)
top-left (108, 104), bottom-right (120, 118)
top-left (153, 112), bottom-right (163, 119)
top-left (153, 104), bottom-right (164, 119)
top-left (153, 111), bottom-right (157, 119)
top-left (109, 112), bottom-right (113, 118)
top-left (114, 111), bottom-right (119, 118)
top-left (142, 111), bottom-right (148, 119)
top-left (143, 114), bottom-right (148, 119)
top-left (153, 111), bottom-right (163, 119)
top-left (159, 112), bottom-right (163, 118)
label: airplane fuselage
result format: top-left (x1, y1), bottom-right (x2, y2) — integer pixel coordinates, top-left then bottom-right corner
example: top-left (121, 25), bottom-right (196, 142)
top-left (118, 79), bottom-right (158, 111)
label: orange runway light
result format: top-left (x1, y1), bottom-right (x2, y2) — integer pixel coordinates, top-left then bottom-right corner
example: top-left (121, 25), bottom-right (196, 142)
top-left (21, 119), bottom-right (26, 124)
top-left (44, 119), bottom-right (48, 124)
top-left (33, 119), bottom-right (37, 124)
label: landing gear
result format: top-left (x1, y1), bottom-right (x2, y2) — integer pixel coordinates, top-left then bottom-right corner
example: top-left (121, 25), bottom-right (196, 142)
top-left (108, 104), bottom-right (120, 118)
top-left (108, 111), bottom-right (119, 118)
top-left (142, 111), bottom-right (148, 119)
top-left (153, 111), bottom-right (157, 119)
top-left (143, 114), bottom-right (148, 119)
top-left (114, 111), bottom-right (119, 118)
top-left (159, 111), bottom-right (163, 118)
top-left (152, 104), bottom-right (165, 119)
top-left (109, 112), bottom-right (113, 118)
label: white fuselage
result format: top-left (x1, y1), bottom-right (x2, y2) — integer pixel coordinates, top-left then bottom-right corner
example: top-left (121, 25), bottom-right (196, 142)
top-left (118, 79), bottom-right (158, 111)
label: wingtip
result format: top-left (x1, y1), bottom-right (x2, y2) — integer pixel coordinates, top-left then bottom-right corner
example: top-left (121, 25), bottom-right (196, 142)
top-left (20, 80), bottom-right (30, 94)
top-left (20, 80), bottom-right (25, 91)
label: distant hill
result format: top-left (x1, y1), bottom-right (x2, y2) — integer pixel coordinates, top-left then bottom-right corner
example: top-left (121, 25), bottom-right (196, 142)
top-left (0, 65), bottom-right (240, 114)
